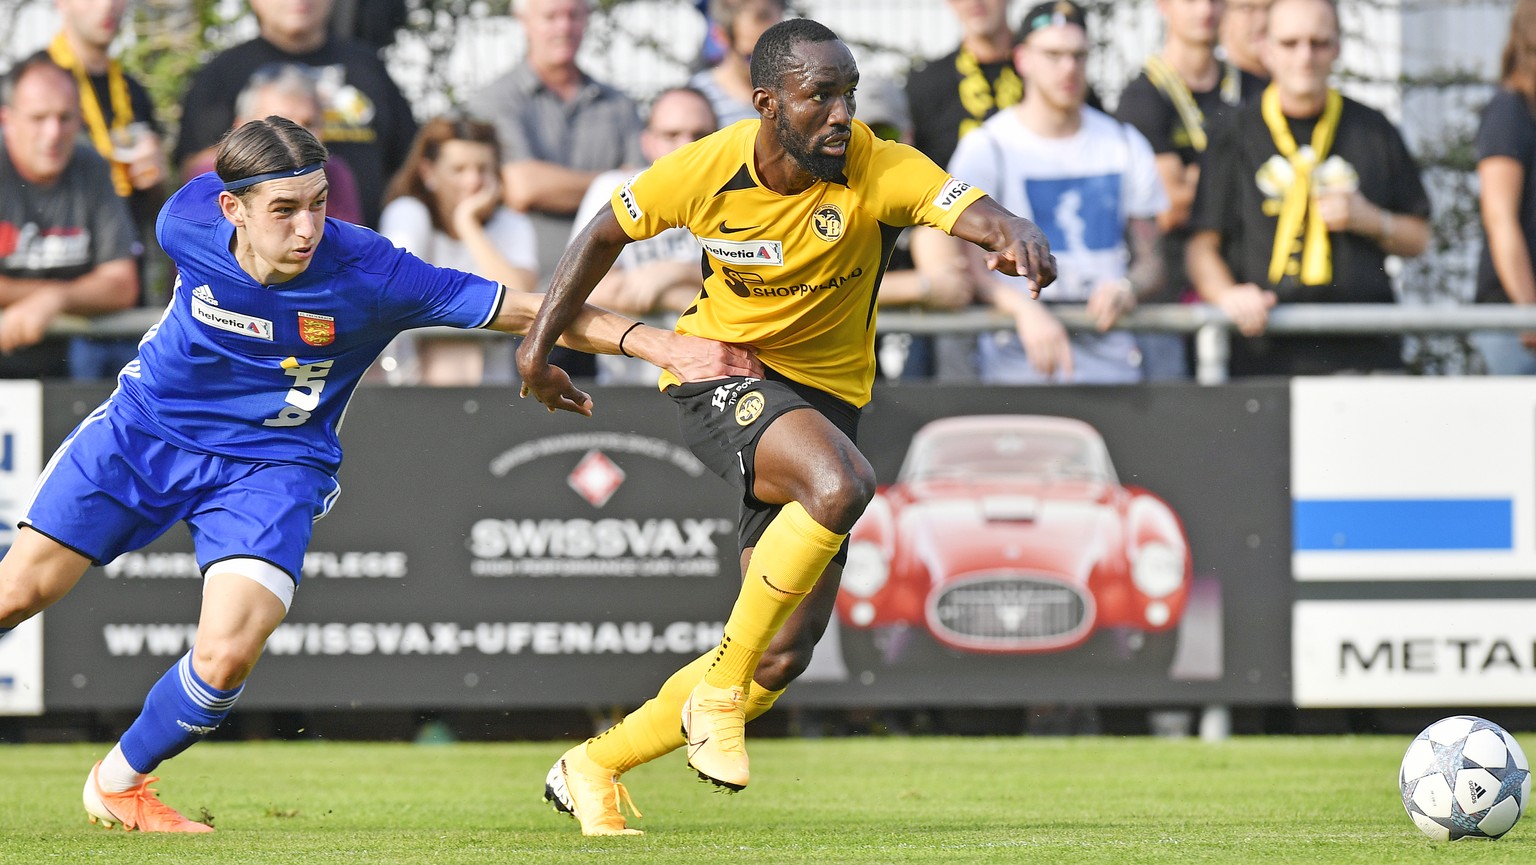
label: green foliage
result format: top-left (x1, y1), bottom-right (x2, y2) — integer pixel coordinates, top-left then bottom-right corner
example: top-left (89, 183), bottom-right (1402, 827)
top-left (117, 0), bottom-right (244, 144)
top-left (5, 737), bottom-right (1536, 863)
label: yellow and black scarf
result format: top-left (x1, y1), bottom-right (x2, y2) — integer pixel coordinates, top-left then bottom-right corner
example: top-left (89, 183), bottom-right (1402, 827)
top-left (1262, 83), bottom-right (1343, 286)
top-left (48, 32), bottom-right (135, 197)
top-left (1142, 54), bottom-right (1242, 153)
top-left (955, 46), bottom-right (1023, 141)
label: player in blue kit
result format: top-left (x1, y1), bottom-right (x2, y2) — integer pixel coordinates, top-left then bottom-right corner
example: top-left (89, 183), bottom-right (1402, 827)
top-left (0, 117), bottom-right (758, 833)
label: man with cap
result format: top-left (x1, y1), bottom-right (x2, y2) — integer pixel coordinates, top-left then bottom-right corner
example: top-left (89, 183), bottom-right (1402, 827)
top-left (943, 0), bottom-right (1168, 383)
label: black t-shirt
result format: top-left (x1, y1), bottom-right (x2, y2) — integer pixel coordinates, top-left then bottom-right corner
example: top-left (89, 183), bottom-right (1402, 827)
top-left (906, 48), bottom-right (1104, 168)
top-left (1115, 66), bottom-right (1266, 299)
top-left (1115, 67), bottom-right (1266, 166)
top-left (1475, 88), bottom-right (1536, 305)
top-left (905, 48), bottom-right (1021, 168)
top-left (1190, 95), bottom-right (1431, 376)
top-left (0, 143), bottom-right (140, 377)
top-left (173, 37), bottom-right (418, 227)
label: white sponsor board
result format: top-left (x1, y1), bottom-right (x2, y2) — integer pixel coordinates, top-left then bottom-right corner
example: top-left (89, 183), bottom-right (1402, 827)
top-left (1293, 378), bottom-right (1536, 580)
top-left (99, 619), bottom-right (726, 658)
top-left (1294, 599), bottom-right (1536, 707)
top-left (0, 380), bottom-right (44, 714)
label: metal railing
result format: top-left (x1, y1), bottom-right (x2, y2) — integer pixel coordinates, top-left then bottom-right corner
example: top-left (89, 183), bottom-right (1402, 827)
top-left (29, 303), bottom-right (1536, 385)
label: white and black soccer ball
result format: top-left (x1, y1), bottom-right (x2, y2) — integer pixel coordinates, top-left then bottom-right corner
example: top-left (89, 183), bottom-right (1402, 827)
top-left (1400, 715), bottom-right (1531, 840)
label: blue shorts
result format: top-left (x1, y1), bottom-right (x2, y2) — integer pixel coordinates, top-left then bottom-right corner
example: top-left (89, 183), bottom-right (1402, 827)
top-left (22, 401), bottom-right (340, 584)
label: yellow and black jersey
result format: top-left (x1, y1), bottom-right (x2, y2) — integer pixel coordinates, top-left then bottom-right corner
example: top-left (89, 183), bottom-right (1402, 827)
top-left (611, 118), bottom-right (986, 407)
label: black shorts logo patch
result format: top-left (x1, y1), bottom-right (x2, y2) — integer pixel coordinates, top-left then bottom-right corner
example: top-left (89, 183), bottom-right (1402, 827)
top-left (735, 391), bottom-right (765, 426)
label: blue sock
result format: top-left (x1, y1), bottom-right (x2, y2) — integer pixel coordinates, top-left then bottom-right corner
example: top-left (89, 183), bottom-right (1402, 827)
top-left (118, 651), bottom-right (243, 774)
top-left (0, 628), bottom-right (12, 640)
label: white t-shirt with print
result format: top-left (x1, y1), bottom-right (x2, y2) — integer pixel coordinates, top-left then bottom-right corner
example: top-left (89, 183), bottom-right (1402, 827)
top-left (948, 106), bottom-right (1166, 384)
top-left (949, 106), bottom-right (1166, 303)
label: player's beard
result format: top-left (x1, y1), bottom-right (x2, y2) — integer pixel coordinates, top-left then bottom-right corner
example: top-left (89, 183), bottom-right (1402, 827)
top-left (776, 113), bottom-right (848, 181)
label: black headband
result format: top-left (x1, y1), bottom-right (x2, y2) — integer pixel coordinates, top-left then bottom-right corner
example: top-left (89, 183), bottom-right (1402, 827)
top-left (222, 162), bottom-right (324, 192)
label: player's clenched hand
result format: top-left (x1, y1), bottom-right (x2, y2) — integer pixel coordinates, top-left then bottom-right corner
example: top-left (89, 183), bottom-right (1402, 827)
top-left (985, 217), bottom-right (1057, 299)
top-left (662, 334), bottom-right (762, 383)
top-left (519, 361), bottom-right (595, 416)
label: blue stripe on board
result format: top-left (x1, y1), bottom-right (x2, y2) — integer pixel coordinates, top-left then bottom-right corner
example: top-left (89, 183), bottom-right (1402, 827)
top-left (1293, 499), bottom-right (1513, 551)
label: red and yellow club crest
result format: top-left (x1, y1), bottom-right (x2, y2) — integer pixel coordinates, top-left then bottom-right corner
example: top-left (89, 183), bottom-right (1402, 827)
top-left (297, 311), bottom-right (335, 347)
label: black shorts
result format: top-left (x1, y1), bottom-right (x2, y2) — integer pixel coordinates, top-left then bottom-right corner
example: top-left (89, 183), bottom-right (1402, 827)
top-left (667, 369), bottom-right (860, 563)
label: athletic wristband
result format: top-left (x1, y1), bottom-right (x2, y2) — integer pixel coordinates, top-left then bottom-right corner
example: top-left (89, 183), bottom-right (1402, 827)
top-left (618, 321), bottom-right (644, 358)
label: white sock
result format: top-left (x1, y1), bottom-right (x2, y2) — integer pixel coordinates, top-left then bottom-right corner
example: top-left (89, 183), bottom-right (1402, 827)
top-left (95, 744), bottom-right (148, 793)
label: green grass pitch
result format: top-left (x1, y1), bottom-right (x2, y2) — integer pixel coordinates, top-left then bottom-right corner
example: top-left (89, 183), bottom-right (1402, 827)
top-left (3, 736), bottom-right (1534, 863)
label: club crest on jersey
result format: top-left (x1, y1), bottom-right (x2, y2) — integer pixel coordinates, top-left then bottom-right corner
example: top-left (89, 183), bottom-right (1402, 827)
top-left (811, 205), bottom-right (843, 242)
top-left (298, 311), bottom-right (336, 346)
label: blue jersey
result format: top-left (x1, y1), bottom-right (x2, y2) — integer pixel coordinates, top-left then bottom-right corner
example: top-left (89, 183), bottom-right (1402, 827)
top-left (113, 172), bottom-right (504, 472)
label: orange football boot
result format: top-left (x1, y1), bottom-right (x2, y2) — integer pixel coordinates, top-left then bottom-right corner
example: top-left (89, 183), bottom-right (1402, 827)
top-left (83, 761), bottom-right (214, 833)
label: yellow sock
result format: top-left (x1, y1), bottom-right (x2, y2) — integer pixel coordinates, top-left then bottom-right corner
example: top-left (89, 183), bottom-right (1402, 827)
top-left (704, 502), bottom-right (844, 689)
top-left (585, 668), bottom-right (789, 775)
top-left (744, 681), bottom-right (786, 722)
top-left (585, 649), bottom-right (714, 774)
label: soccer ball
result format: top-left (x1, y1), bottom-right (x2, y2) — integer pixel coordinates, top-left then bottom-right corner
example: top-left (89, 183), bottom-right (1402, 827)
top-left (1400, 715), bottom-right (1531, 840)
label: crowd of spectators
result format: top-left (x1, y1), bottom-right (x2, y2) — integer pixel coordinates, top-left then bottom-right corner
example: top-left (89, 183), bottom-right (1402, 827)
top-left (0, 0), bottom-right (1530, 385)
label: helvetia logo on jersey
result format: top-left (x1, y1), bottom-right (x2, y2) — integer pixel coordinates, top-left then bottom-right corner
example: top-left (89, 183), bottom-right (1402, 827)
top-left (191, 297), bottom-right (273, 341)
top-left (298, 311), bottom-right (336, 346)
top-left (263, 356), bottom-right (334, 428)
top-left (811, 205), bottom-right (843, 242)
top-left (700, 237), bottom-right (785, 266)
top-left (932, 178), bottom-right (973, 211)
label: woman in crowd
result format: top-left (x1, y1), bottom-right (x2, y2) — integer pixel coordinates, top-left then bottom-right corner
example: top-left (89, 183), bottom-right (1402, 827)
top-left (379, 116), bottom-right (537, 384)
top-left (1476, 0), bottom-right (1536, 374)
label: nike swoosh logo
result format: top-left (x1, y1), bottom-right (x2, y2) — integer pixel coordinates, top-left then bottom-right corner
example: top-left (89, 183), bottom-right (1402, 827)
top-left (685, 704), bottom-right (708, 753)
top-left (718, 221), bottom-right (758, 234)
top-left (762, 574), bottom-right (810, 596)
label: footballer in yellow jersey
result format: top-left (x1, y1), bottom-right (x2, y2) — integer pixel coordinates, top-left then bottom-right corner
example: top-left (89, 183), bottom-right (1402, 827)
top-left (520, 19), bottom-right (1055, 836)
top-left (611, 115), bottom-right (984, 407)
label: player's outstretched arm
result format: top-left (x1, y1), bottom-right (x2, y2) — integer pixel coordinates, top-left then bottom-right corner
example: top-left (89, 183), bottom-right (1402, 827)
top-left (504, 207), bottom-right (759, 415)
top-left (948, 195), bottom-right (1058, 298)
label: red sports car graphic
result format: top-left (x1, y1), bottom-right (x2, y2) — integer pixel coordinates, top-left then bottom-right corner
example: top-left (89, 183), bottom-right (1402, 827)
top-left (836, 415), bottom-right (1192, 668)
